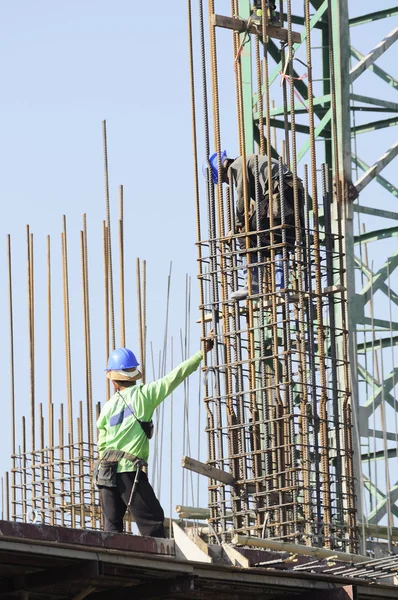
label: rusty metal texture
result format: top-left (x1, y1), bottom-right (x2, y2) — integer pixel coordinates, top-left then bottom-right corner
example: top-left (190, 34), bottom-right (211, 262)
top-left (187, 0), bottom-right (357, 551)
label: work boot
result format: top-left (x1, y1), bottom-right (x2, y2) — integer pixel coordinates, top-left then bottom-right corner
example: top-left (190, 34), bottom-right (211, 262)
top-left (231, 286), bottom-right (250, 301)
top-left (230, 283), bottom-right (259, 301)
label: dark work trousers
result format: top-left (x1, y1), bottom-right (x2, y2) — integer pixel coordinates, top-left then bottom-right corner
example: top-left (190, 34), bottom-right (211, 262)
top-left (99, 471), bottom-right (166, 538)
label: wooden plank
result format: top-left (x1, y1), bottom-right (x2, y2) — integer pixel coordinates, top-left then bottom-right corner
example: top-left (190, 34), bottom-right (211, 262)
top-left (173, 523), bottom-right (212, 564)
top-left (222, 543), bottom-right (251, 568)
top-left (181, 456), bottom-right (236, 486)
top-left (212, 14), bottom-right (301, 44)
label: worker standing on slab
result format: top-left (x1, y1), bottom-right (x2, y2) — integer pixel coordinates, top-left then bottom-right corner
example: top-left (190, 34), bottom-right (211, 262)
top-left (96, 334), bottom-right (214, 538)
top-left (207, 151), bottom-right (305, 301)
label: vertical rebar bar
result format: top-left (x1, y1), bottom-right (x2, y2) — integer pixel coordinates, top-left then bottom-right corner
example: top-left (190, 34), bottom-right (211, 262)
top-left (82, 216), bottom-right (94, 454)
top-left (61, 216), bottom-right (75, 528)
top-left (46, 235), bottom-right (55, 525)
top-left (7, 235), bottom-right (16, 521)
top-left (102, 120), bottom-right (116, 351)
top-left (103, 221), bottom-right (110, 401)
top-left (119, 185), bottom-right (126, 347)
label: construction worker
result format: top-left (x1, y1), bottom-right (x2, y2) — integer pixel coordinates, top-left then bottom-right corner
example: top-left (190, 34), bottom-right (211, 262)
top-left (252, 1), bottom-right (280, 26)
top-left (207, 151), bottom-right (305, 301)
top-left (96, 334), bottom-right (214, 537)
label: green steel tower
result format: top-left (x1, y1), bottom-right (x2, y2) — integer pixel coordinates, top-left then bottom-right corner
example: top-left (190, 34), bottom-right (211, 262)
top-left (191, 0), bottom-right (398, 552)
top-left (238, 0), bottom-right (398, 549)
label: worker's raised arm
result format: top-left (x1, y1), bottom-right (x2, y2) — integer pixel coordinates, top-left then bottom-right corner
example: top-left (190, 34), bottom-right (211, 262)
top-left (139, 351), bottom-right (202, 417)
top-left (138, 333), bottom-right (214, 417)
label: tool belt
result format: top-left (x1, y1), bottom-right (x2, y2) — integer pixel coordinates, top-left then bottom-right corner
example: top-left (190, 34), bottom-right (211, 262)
top-left (94, 449), bottom-right (148, 489)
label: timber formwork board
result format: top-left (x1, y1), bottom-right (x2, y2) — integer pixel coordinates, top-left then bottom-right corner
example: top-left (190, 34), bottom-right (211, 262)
top-left (0, 521), bottom-right (396, 600)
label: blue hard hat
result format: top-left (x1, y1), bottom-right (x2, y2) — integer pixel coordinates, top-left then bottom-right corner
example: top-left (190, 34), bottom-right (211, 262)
top-left (202, 150), bottom-right (227, 184)
top-left (106, 347), bottom-right (139, 371)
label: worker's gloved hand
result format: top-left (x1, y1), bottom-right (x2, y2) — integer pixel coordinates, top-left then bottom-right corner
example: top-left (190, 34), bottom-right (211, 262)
top-left (225, 230), bottom-right (234, 246)
top-left (204, 329), bottom-right (215, 353)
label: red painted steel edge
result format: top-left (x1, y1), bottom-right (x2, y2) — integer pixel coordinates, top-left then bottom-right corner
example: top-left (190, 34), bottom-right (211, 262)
top-left (0, 520), bottom-right (175, 556)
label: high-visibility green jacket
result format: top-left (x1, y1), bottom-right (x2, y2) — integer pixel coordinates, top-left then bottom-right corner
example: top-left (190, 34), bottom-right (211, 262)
top-left (97, 350), bottom-right (203, 472)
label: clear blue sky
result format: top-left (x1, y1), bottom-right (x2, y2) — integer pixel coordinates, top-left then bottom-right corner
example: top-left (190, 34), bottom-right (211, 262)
top-left (0, 1), bottom-right (396, 521)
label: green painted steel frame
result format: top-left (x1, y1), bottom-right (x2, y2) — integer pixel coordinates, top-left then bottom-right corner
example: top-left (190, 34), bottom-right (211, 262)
top-left (242, 0), bottom-right (398, 546)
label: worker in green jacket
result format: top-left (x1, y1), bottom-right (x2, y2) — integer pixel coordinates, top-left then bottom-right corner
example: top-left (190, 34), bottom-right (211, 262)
top-left (96, 333), bottom-right (214, 538)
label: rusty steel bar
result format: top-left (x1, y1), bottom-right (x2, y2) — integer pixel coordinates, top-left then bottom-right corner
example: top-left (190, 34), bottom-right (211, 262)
top-left (59, 404), bottom-right (65, 526)
top-left (22, 417), bottom-right (27, 522)
top-left (136, 257), bottom-right (144, 382)
top-left (102, 120), bottom-right (116, 351)
top-left (46, 235), bottom-right (55, 526)
top-left (5, 472), bottom-right (9, 521)
top-left (7, 235), bottom-right (16, 522)
top-left (142, 260), bottom-right (147, 384)
top-left (103, 221), bottom-right (110, 401)
top-left (119, 185), bottom-right (126, 348)
top-left (189, 0), bottom-right (357, 551)
top-left (78, 401), bottom-right (85, 527)
top-left (39, 403), bottom-right (45, 524)
top-left (61, 217), bottom-right (76, 529)
top-left (82, 216), bottom-right (94, 454)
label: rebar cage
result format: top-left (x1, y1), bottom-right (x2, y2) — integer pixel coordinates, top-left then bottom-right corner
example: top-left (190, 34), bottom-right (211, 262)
top-left (190, 0), bottom-right (357, 552)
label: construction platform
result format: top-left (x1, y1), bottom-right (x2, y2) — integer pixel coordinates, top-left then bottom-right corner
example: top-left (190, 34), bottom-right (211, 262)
top-left (0, 521), bottom-right (396, 600)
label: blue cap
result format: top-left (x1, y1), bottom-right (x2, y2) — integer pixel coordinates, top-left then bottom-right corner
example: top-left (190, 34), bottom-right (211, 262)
top-left (106, 347), bottom-right (139, 371)
top-left (202, 150), bottom-right (227, 184)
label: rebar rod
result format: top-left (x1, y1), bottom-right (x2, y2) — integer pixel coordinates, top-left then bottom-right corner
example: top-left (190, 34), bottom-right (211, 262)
top-left (82, 216), bottom-right (94, 454)
top-left (5, 472), bottom-right (9, 521)
top-left (61, 217), bottom-right (76, 529)
top-left (22, 417), bottom-right (27, 522)
top-left (119, 185), bottom-right (126, 347)
top-left (136, 258), bottom-right (144, 381)
top-left (78, 401), bottom-right (85, 527)
top-left (142, 260), bottom-right (147, 384)
top-left (59, 404), bottom-right (65, 526)
top-left (322, 163), bottom-right (343, 527)
top-left (103, 221), bottom-right (110, 401)
top-left (102, 120), bottom-right (116, 351)
top-left (39, 403), bottom-right (45, 524)
top-left (197, 0), bottom-right (218, 535)
top-left (46, 236), bottom-right (55, 525)
top-left (7, 235), bottom-right (16, 522)
top-left (80, 222), bottom-right (95, 529)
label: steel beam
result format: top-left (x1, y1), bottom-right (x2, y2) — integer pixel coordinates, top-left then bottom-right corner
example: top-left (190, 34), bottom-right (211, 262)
top-left (349, 8), bottom-right (398, 27)
top-left (358, 248), bottom-right (398, 305)
top-left (351, 116), bottom-right (398, 135)
top-left (297, 108), bottom-right (332, 162)
top-left (350, 93), bottom-right (398, 112)
top-left (354, 226), bottom-right (398, 244)
top-left (352, 155), bottom-right (398, 197)
top-left (355, 141), bottom-right (398, 194)
top-left (357, 335), bottom-right (398, 352)
top-left (369, 484), bottom-right (398, 524)
top-left (353, 204), bottom-right (398, 221)
top-left (350, 27), bottom-right (398, 83)
top-left (350, 47), bottom-right (398, 90)
top-left (358, 364), bottom-right (398, 415)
